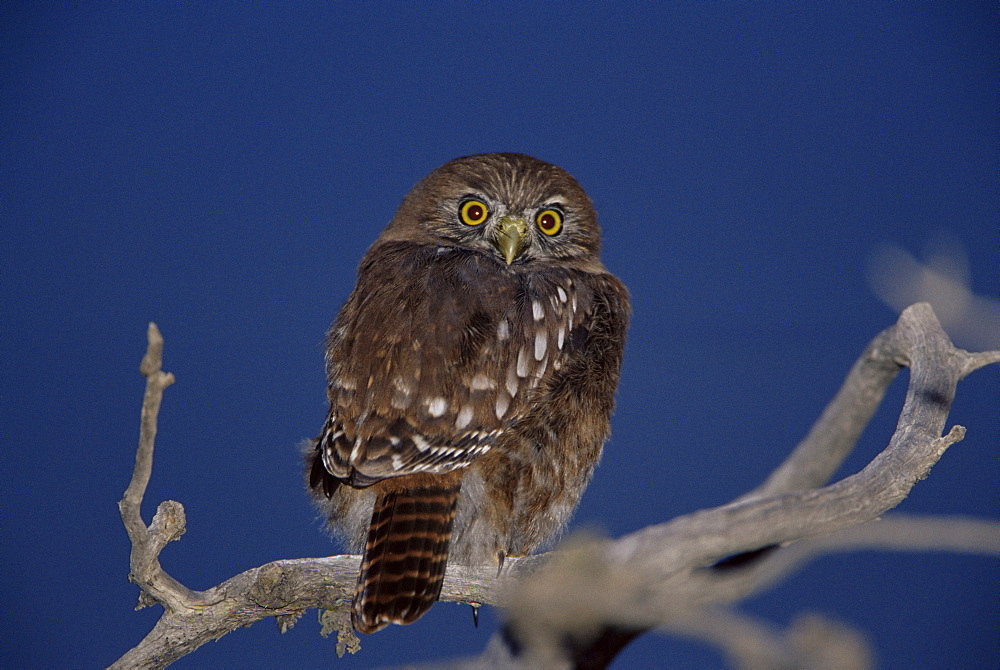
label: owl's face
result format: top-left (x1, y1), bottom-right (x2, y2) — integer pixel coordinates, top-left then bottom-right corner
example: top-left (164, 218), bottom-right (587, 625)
top-left (381, 153), bottom-right (603, 269)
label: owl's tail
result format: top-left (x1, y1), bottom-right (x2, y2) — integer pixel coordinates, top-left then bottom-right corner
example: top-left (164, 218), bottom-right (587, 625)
top-left (352, 479), bottom-right (461, 634)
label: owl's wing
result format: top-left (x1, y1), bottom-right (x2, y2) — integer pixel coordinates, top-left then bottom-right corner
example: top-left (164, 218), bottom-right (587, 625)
top-left (319, 243), bottom-right (517, 485)
top-left (317, 241), bottom-right (622, 486)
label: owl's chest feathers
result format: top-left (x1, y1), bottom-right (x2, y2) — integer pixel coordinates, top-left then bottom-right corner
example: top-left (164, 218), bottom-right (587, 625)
top-left (329, 249), bottom-right (597, 437)
top-left (325, 248), bottom-right (615, 557)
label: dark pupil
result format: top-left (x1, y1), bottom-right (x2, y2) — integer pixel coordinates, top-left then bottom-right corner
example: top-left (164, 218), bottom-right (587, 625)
top-left (467, 204), bottom-right (483, 221)
top-left (541, 213), bottom-right (555, 230)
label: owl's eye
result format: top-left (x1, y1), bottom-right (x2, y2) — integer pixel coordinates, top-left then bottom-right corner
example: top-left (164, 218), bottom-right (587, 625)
top-left (459, 199), bottom-right (490, 226)
top-left (535, 208), bottom-right (563, 236)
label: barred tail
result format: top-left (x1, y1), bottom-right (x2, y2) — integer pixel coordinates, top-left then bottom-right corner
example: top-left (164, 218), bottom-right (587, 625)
top-left (352, 482), bottom-right (461, 634)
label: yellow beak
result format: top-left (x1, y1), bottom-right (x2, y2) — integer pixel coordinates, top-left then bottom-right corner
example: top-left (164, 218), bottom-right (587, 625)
top-left (495, 216), bottom-right (528, 265)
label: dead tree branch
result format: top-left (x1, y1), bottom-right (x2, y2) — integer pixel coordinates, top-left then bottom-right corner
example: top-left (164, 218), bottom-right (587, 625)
top-left (112, 304), bottom-right (999, 669)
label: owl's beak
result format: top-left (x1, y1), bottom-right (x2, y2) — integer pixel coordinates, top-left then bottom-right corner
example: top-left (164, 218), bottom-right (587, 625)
top-left (495, 216), bottom-right (528, 265)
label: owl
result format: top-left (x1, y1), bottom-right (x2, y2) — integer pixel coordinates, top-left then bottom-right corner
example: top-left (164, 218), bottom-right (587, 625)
top-left (306, 153), bottom-right (629, 634)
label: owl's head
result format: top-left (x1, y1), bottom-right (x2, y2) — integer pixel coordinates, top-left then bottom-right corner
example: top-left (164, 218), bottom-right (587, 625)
top-left (382, 153), bottom-right (604, 268)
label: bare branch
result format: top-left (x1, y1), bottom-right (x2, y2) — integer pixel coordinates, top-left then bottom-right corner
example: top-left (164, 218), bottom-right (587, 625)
top-left (736, 325), bottom-right (901, 501)
top-left (117, 324), bottom-right (205, 613)
top-left (112, 305), bottom-right (999, 669)
top-left (120, 323), bottom-right (174, 531)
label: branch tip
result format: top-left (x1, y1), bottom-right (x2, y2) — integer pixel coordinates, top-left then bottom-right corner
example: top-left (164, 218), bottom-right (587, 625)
top-left (942, 424), bottom-right (965, 445)
top-left (959, 349), bottom-right (1000, 378)
top-left (150, 500), bottom-right (187, 546)
top-left (140, 322), bottom-right (165, 377)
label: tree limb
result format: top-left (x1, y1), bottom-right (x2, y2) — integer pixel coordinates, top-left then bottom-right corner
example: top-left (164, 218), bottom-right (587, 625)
top-left (112, 305), bottom-right (999, 669)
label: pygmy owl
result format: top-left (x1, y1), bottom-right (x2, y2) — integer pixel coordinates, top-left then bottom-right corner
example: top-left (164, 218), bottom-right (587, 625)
top-left (306, 153), bottom-right (629, 634)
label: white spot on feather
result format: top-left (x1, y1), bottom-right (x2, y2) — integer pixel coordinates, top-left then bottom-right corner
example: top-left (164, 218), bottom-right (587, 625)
top-left (470, 373), bottom-right (495, 391)
top-left (391, 377), bottom-right (414, 408)
top-left (497, 319), bottom-right (510, 341)
top-left (534, 329), bottom-right (547, 361)
top-left (495, 393), bottom-right (510, 420)
top-left (516, 347), bottom-right (530, 377)
top-left (426, 397), bottom-right (448, 418)
top-left (557, 326), bottom-right (566, 350)
top-left (506, 366), bottom-right (519, 397)
top-left (412, 435), bottom-right (430, 452)
top-left (557, 286), bottom-right (568, 303)
top-left (532, 300), bottom-right (544, 321)
top-left (455, 404), bottom-right (474, 430)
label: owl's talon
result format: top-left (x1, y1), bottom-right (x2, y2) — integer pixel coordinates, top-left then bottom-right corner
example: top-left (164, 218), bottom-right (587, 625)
top-left (470, 602), bottom-right (481, 628)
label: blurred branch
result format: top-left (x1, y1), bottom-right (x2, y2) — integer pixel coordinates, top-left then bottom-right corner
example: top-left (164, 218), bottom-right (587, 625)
top-left (868, 238), bottom-right (1000, 351)
top-left (112, 306), bottom-right (1000, 669)
top-left (667, 608), bottom-right (875, 670)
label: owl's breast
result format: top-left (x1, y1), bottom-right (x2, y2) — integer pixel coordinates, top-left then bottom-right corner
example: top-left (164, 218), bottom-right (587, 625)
top-left (322, 242), bottom-right (612, 487)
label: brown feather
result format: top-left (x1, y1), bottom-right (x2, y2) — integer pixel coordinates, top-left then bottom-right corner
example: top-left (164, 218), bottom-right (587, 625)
top-left (352, 472), bottom-right (462, 633)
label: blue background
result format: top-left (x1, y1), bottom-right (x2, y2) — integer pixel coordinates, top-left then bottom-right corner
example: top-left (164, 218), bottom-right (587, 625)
top-left (3, 3), bottom-right (997, 668)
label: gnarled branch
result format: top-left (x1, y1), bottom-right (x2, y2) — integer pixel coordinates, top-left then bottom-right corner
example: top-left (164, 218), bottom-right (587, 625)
top-left (112, 304), bottom-right (999, 669)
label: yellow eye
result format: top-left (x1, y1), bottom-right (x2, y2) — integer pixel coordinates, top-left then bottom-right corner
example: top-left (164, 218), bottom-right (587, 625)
top-left (536, 208), bottom-right (563, 236)
top-left (459, 199), bottom-right (490, 226)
